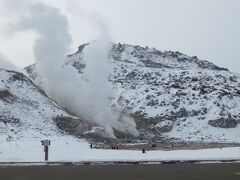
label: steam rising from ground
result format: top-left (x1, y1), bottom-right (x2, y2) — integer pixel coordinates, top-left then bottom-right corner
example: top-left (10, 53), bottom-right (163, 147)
top-left (0, 53), bottom-right (17, 71)
top-left (0, 53), bottom-right (24, 73)
top-left (0, 0), bottom-right (139, 137)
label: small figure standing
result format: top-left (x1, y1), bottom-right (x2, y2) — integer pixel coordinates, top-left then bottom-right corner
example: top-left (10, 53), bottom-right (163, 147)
top-left (152, 144), bottom-right (156, 148)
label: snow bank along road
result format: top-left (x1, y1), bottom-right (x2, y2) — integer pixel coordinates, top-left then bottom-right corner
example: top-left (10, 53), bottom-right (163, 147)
top-left (1, 138), bottom-right (240, 162)
top-left (0, 163), bottom-right (240, 180)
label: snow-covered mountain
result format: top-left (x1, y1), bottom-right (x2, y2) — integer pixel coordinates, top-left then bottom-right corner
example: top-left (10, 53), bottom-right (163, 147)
top-left (0, 69), bottom-right (104, 142)
top-left (26, 43), bottom-right (240, 143)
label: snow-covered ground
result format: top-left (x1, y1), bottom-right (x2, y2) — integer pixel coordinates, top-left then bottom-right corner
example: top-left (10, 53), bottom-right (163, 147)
top-left (0, 137), bottom-right (240, 163)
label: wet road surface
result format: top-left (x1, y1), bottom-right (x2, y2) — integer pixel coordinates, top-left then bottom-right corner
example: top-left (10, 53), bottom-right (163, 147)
top-left (0, 163), bottom-right (240, 180)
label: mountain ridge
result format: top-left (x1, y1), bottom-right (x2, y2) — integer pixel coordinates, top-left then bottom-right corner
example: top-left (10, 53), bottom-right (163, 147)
top-left (25, 42), bottom-right (240, 143)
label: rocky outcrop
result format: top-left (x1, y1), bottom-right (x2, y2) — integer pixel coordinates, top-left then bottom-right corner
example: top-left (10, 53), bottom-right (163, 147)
top-left (208, 118), bottom-right (239, 128)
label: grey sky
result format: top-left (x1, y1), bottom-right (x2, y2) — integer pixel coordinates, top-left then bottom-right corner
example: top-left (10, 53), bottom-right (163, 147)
top-left (0, 0), bottom-right (240, 73)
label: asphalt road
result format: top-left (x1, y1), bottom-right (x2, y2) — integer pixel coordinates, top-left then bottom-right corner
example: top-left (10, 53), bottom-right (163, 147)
top-left (0, 163), bottom-right (240, 180)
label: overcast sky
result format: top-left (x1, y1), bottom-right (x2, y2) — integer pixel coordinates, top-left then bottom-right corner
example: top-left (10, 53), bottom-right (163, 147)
top-left (0, 0), bottom-right (240, 73)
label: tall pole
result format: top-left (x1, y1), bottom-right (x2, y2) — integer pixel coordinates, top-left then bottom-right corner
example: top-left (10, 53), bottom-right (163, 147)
top-left (45, 145), bottom-right (49, 161)
top-left (41, 140), bottom-right (50, 161)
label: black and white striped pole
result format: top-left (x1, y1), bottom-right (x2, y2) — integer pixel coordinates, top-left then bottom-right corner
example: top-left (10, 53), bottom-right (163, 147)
top-left (41, 140), bottom-right (51, 161)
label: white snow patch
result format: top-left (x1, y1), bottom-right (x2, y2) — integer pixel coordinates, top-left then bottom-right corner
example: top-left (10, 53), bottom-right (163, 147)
top-left (0, 138), bottom-right (240, 162)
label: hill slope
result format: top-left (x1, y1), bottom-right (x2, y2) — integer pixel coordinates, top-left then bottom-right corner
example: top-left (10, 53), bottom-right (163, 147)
top-left (26, 43), bottom-right (240, 143)
top-left (0, 69), bottom-right (103, 142)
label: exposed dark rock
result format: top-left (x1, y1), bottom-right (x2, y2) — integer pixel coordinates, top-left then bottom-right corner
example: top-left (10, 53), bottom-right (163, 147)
top-left (192, 77), bottom-right (199, 82)
top-left (53, 116), bottom-right (106, 140)
top-left (171, 99), bottom-right (180, 109)
top-left (72, 62), bottom-right (85, 73)
top-left (0, 113), bottom-right (20, 126)
top-left (154, 121), bottom-right (174, 133)
top-left (0, 90), bottom-right (12, 99)
top-left (76, 43), bottom-right (89, 54)
top-left (230, 76), bottom-right (237, 82)
top-left (0, 90), bottom-right (16, 102)
top-left (208, 118), bottom-right (238, 128)
top-left (147, 99), bottom-right (158, 106)
top-left (171, 83), bottom-right (182, 89)
top-left (10, 72), bottom-right (27, 82)
top-left (54, 116), bottom-right (90, 136)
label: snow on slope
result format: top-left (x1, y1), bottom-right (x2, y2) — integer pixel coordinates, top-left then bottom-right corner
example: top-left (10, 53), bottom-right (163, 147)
top-left (67, 43), bottom-right (240, 143)
top-left (0, 69), bottom-right (102, 143)
top-left (26, 43), bottom-right (240, 143)
top-left (0, 69), bottom-right (62, 140)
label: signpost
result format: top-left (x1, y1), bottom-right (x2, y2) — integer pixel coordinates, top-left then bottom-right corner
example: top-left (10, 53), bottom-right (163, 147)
top-left (41, 140), bottom-right (50, 161)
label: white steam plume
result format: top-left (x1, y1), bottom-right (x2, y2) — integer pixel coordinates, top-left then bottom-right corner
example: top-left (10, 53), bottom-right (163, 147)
top-left (0, 0), bottom-right (139, 137)
top-left (0, 53), bottom-right (16, 71)
top-left (0, 52), bottom-right (21, 72)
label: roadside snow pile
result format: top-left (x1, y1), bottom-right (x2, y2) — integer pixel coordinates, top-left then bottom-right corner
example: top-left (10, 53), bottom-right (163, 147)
top-left (0, 138), bottom-right (240, 162)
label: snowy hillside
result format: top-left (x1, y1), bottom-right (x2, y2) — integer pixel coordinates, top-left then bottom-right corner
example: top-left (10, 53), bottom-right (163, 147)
top-left (0, 69), bottom-right (102, 142)
top-left (26, 43), bottom-right (240, 143)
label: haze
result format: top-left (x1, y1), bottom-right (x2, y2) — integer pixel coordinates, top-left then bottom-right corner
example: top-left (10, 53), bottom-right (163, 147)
top-left (0, 0), bottom-right (239, 73)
